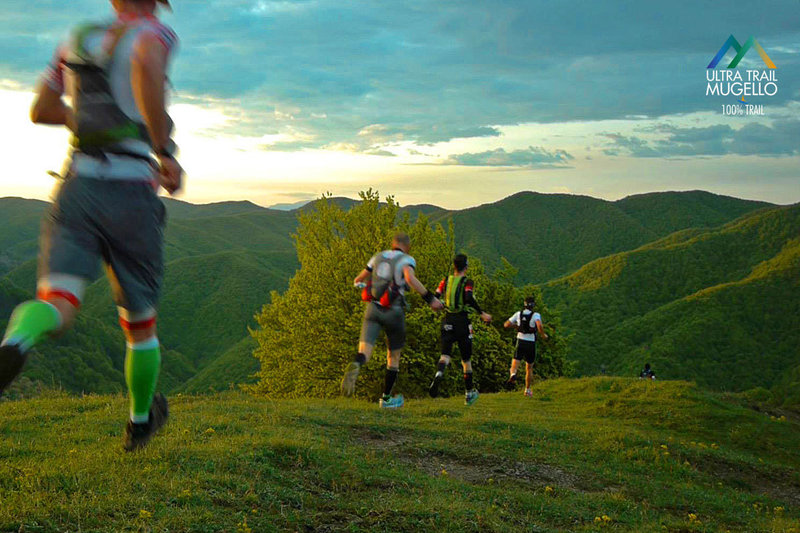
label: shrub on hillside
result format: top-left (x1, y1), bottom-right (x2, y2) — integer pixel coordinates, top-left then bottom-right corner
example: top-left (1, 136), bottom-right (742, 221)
top-left (250, 190), bottom-right (571, 399)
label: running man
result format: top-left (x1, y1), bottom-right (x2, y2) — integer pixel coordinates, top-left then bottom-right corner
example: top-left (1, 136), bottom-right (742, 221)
top-left (428, 254), bottom-right (491, 405)
top-left (504, 296), bottom-right (548, 397)
top-left (341, 233), bottom-right (443, 408)
top-left (0, 0), bottom-right (181, 452)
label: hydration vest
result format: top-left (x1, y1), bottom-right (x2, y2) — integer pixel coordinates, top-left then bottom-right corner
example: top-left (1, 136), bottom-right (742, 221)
top-left (363, 252), bottom-right (407, 307)
top-left (64, 23), bottom-right (152, 158)
top-left (442, 275), bottom-right (468, 314)
top-left (519, 310), bottom-right (536, 334)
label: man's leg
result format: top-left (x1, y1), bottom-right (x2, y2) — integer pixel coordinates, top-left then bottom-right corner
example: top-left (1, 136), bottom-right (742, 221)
top-left (342, 305), bottom-right (379, 396)
top-left (380, 308), bottom-right (406, 408)
top-left (507, 355), bottom-right (521, 387)
top-left (0, 275), bottom-right (85, 394)
top-left (461, 334), bottom-right (479, 405)
top-left (119, 307), bottom-right (169, 452)
top-left (430, 327), bottom-right (453, 397)
top-left (381, 347), bottom-right (402, 402)
top-left (120, 309), bottom-right (160, 422)
top-left (524, 341), bottom-right (536, 396)
top-left (525, 362), bottom-right (534, 391)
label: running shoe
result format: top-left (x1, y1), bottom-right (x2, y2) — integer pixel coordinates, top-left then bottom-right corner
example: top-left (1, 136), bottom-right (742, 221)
top-left (379, 394), bottom-right (404, 409)
top-left (123, 393), bottom-right (169, 452)
top-left (465, 389), bottom-right (479, 406)
top-left (505, 373), bottom-right (517, 389)
top-left (0, 344), bottom-right (26, 397)
top-left (429, 371), bottom-right (443, 398)
top-left (524, 389), bottom-right (533, 397)
top-left (340, 362), bottom-right (360, 397)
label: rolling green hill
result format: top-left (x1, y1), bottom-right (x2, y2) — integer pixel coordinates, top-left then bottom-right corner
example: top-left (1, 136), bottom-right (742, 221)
top-left (0, 191), bottom-right (781, 394)
top-left (543, 204), bottom-right (800, 391)
top-left (0, 379), bottom-right (798, 532)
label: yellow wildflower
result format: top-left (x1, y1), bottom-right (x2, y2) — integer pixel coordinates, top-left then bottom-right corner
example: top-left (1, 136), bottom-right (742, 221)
top-left (138, 510), bottom-right (152, 519)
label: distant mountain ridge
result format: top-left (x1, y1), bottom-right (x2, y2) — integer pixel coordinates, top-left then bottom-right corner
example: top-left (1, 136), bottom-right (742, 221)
top-left (0, 190), bottom-right (780, 394)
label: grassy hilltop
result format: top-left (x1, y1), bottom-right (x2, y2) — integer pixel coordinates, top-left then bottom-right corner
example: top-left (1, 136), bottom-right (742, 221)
top-left (1, 378), bottom-right (798, 532)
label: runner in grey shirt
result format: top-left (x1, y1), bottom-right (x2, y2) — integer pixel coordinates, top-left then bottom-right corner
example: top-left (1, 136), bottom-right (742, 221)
top-left (0, 0), bottom-right (181, 452)
top-left (341, 232), bottom-right (443, 408)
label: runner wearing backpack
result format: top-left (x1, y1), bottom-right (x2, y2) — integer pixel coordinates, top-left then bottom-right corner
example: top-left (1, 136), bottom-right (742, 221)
top-left (504, 296), bottom-right (548, 397)
top-left (428, 254), bottom-right (491, 405)
top-left (341, 233), bottom-right (443, 408)
top-left (0, 0), bottom-right (180, 452)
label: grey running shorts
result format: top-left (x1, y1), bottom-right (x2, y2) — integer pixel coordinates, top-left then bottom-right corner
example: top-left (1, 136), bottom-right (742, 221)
top-left (39, 176), bottom-right (166, 312)
top-left (359, 302), bottom-right (406, 351)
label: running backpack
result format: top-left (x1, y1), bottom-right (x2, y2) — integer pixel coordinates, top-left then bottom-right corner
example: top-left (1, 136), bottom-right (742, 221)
top-left (64, 23), bottom-right (152, 156)
top-left (519, 310), bottom-right (536, 334)
top-left (364, 252), bottom-right (406, 307)
top-left (442, 275), bottom-right (468, 313)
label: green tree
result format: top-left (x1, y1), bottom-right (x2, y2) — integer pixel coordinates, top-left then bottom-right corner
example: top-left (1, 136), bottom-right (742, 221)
top-left (250, 191), bottom-right (571, 399)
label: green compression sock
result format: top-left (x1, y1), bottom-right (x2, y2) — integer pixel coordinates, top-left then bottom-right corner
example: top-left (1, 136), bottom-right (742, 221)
top-left (2, 300), bottom-right (62, 353)
top-left (124, 338), bottom-right (161, 423)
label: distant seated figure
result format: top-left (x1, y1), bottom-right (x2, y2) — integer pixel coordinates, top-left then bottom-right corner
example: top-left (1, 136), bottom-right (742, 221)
top-left (639, 363), bottom-right (656, 380)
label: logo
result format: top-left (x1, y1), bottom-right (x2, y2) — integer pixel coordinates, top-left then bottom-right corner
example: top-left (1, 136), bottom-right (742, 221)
top-left (705, 35), bottom-right (778, 114)
top-left (707, 35), bottom-right (776, 69)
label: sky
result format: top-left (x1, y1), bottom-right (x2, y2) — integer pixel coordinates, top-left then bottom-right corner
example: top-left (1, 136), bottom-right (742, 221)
top-left (0, 0), bottom-right (798, 209)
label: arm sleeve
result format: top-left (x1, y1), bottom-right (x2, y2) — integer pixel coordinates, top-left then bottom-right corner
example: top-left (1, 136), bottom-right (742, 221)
top-left (463, 279), bottom-right (483, 313)
top-left (508, 312), bottom-right (520, 326)
top-left (533, 312), bottom-right (542, 325)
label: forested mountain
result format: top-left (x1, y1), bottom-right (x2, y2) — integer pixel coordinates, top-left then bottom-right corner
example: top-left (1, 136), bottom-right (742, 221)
top-left (0, 190), bottom-right (785, 395)
top-left (429, 190), bottom-right (772, 283)
top-left (543, 204), bottom-right (800, 391)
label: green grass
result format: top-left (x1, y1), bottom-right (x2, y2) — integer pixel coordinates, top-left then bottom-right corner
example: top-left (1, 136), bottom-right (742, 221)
top-left (1, 378), bottom-right (798, 532)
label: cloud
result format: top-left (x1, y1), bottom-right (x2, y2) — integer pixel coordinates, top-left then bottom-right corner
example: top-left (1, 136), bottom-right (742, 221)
top-left (0, 0), bottom-right (798, 152)
top-left (601, 119), bottom-right (800, 158)
top-left (439, 146), bottom-right (574, 168)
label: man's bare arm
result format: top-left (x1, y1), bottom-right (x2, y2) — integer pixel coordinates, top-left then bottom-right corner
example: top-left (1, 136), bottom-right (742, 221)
top-left (536, 320), bottom-right (549, 340)
top-left (403, 266), bottom-right (443, 310)
top-left (131, 32), bottom-right (170, 150)
top-left (131, 32), bottom-right (182, 194)
top-left (354, 269), bottom-right (370, 285)
top-left (30, 82), bottom-right (75, 131)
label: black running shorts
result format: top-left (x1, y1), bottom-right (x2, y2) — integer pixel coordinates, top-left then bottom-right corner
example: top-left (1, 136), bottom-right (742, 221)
top-left (513, 339), bottom-right (537, 364)
top-left (440, 315), bottom-right (473, 361)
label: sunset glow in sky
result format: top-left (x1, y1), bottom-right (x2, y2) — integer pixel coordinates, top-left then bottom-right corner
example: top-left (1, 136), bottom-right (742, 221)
top-left (0, 1), bottom-right (797, 209)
